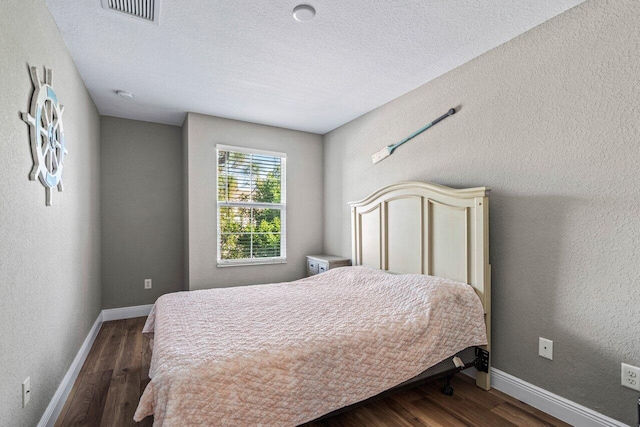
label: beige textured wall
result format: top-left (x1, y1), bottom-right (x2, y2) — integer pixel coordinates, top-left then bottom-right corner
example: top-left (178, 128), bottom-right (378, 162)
top-left (100, 117), bottom-right (184, 309)
top-left (323, 0), bottom-right (640, 424)
top-left (0, 0), bottom-right (102, 425)
top-left (185, 113), bottom-right (324, 290)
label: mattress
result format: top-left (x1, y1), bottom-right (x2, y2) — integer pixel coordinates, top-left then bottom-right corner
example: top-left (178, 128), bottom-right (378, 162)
top-left (133, 266), bottom-right (487, 426)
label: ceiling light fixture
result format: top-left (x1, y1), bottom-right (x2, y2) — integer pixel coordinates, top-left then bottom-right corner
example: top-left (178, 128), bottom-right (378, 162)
top-left (116, 90), bottom-right (134, 99)
top-left (293, 4), bottom-right (316, 22)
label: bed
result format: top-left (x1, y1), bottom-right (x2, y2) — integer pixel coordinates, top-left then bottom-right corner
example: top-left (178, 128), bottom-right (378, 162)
top-left (133, 181), bottom-right (491, 426)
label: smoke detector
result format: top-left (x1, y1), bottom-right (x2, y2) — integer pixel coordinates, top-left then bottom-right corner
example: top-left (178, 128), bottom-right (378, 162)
top-left (100, 0), bottom-right (160, 24)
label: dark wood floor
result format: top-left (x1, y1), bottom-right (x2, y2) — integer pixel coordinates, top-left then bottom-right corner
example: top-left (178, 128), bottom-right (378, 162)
top-left (56, 317), bottom-right (570, 427)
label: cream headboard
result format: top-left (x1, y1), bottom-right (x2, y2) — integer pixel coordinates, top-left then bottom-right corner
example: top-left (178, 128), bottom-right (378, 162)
top-left (349, 181), bottom-right (491, 389)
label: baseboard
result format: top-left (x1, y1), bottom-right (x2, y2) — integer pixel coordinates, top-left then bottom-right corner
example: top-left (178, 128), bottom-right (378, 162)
top-left (102, 304), bottom-right (153, 321)
top-left (37, 313), bottom-right (103, 427)
top-left (464, 368), bottom-right (627, 427)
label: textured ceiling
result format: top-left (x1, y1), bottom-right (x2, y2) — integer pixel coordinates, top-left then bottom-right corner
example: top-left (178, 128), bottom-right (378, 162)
top-left (45, 0), bottom-right (584, 134)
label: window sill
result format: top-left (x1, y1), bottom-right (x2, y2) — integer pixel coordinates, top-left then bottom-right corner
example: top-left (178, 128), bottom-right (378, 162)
top-left (217, 258), bottom-right (287, 268)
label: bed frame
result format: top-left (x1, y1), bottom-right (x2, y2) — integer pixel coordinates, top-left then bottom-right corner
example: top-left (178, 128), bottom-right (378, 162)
top-left (349, 181), bottom-right (491, 390)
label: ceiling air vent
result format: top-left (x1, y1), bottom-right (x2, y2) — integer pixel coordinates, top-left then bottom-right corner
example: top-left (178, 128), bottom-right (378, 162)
top-left (100, 0), bottom-right (160, 24)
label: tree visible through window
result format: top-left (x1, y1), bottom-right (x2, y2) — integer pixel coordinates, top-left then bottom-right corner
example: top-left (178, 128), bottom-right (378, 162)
top-left (216, 145), bottom-right (286, 265)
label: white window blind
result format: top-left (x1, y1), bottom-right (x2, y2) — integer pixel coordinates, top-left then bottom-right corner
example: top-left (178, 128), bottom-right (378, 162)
top-left (216, 145), bottom-right (286, 266)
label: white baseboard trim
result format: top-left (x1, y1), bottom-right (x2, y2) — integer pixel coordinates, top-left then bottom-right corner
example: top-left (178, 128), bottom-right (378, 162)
top-left (464, 368), bottom-right (627, 427)
top-left (102, 304), bottom-right (153, 321)
top-left (38, 313), bottom-right (103, 427)
top-left (38, 304), bottom-right (153, 426)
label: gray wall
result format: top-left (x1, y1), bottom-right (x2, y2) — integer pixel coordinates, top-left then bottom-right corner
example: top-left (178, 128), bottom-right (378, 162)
top-left (0, 0), bottom-right (102, 425)
top-left (185, 112), bottom-right (323, 290)
top-left (323, 0), bottom-right (640, 424)
top-left (101, 117), bottom-right (184, 309)
top-left (183, 115), bottom-right (190, 290)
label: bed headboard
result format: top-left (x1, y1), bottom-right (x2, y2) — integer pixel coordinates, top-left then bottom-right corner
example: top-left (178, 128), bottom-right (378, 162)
top-left (349, 181), bottom-right (491, 389)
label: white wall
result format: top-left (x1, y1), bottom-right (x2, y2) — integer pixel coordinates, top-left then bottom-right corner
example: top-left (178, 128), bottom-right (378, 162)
top-left (323, 0), bottom-right (640, 424)
top-left (0, 0), bottom-right (101, 424)
top-left (184, 113), bottom-right (323, 290)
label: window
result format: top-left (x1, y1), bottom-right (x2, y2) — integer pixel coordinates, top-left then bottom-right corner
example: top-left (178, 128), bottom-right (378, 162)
top-left (216, 145), bottom-right (286, 266)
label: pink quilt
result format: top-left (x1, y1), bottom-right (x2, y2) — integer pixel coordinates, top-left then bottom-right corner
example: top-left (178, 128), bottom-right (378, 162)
top-left (133, 266), bottom-right (487, 426)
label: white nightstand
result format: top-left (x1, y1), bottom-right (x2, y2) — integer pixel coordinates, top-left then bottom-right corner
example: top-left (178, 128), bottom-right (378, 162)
top-left (306, 254), bottom-right (351, 276)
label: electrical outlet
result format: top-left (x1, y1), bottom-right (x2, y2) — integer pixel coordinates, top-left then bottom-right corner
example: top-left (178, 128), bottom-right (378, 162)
top-left (538, 337), bottom-right (553, 360)
top-left (144, 279), bottom-right (152, 289)
top-left (621, 363), bottom-right (640, 391)
top-left (22, 377), bottom-right (30, 407)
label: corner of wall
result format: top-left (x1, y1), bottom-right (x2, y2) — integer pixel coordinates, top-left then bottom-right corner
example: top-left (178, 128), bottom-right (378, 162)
top-left (182, 114), bottom-right (190, 291)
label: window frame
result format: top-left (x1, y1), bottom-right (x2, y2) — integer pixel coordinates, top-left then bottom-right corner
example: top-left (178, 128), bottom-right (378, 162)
top-left (215, 144), bottom-right (287, 267)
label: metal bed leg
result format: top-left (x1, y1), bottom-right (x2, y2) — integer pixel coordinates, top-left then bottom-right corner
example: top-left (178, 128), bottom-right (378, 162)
top-left (441, 375), bottom-right (454, 396)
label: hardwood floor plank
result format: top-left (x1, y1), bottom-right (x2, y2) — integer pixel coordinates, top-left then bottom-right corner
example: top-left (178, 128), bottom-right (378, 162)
top-left (309, 410), bottom-right (370, 427)
top-left (352, 407), bottom-right (390, 427)
top-left (417, 387), bottom-right (517, 427)
top-left (100, 370), bottom-right (142, 427)
top-left (101, 318), bottom-right (148, 427)
top-left (78, 323), bottom-right (111, 375)
top-left (86, 321), bottom-right (125, 374)
top-left (55, 370), bottom-right (85, 425)
top-left (360, 398), bottom-right (421, 427)
top-left (55, 370), bottom-right (112, 427)
top-left (57, 321), bottom-right (114, 425)
top-left (113, 318), bottom-right (143, 376)
top-left (488, 388), bottom-right (572, 427)
top-left (491, 402), bottom-right (556, 427)
top-left (58, 318), bottom-right (570, 427)
top-left (391, 392), bottom-right (469, 427)
top-left (376, 397), bottom-right (427, 427)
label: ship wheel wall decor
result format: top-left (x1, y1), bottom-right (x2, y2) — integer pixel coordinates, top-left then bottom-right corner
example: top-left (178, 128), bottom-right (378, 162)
top-left (22, 66), bottom-right (68, 206)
